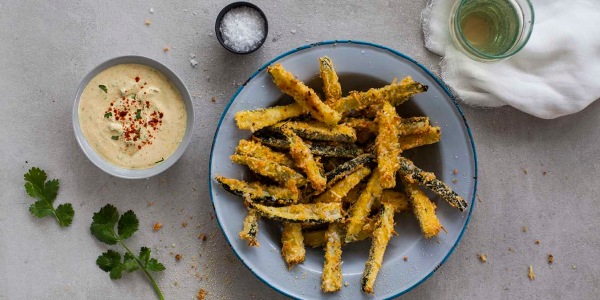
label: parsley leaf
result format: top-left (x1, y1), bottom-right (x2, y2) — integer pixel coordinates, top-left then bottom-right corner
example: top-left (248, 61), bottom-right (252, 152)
top-left (135, 109), bottom-right (142, 120)
top-left (92, 205), bottom-right (165, 300)
top-left (104, 112), bottom-right (112, 118)
top-left (24, 167), bottom-right (74, 227)
top-left (99, 85), bottom-right (108, 93)
top-left (111, 135), bottom-right (119, 140)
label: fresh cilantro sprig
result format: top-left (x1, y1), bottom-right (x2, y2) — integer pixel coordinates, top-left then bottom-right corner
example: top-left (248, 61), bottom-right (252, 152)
top-left (24, 167), bottom-right (74, 227)
top-left (91, 204), bottom-right (165, 300)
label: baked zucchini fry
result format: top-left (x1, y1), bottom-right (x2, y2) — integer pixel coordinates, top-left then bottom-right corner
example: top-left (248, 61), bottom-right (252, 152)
top-left (215, 176), bottom-right (299, 205)
top-left (281, 222), bottom-right (306, 269)
top-left (376, 190), bottom-right (411, 212)
top-left (325, 154), bottom-right (375, 188)
top-left (230, 154), bottom-right (307, 187)
top-left (344, 116), bottom-right (431, 136)
top-left (375, 101), bottom-right (402, 189)
top-left (345, 169), bottom-right (383, 243)
top-left (235, 103), bottom-right (306, 132)
top-left (398, 126), bottom-right (441, 151)
top-left (332, 76), bottom-right (428, 114)
top-left (321, 223), bottom-right (343, 292)
top-left (398, 157), bottom-right (468, 211)
top-left (319, 56), bottom-right (342, 107)
top-left (270, 121), bottom-right (356, 143)
top-left (251, 202), bottom-right (343, 224)
top-left (235, 139), bottom-right (295, 168)
top-left (361, 203), bottom-right (396, 294)
top-left (316, 166), bottom-right (371, 203)
top-left (304, 218), bottom-right (377, 248)
top-left (252, 131), bottom-right (362, 158)
top-left (401, 178), bottom-right (441, 238)
top-left (268, 63), bottom-right (341, 125)
top-left (239, 208), bottom-right (261, 247)
top-left (283, 128), bottom-right (327, 192)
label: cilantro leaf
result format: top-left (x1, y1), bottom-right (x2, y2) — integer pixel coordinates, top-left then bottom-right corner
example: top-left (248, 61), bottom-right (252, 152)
top-left (111, 135), bottom-right (119, 140)
top-left (146, 258), bottom-right (166, 272)
top-left (104, 112), bottom-right (113, 118)
top-left (55, 203), bottom-right (75, 227)
top-left (92, 205), bottom-right (166, 299)
top-left (99, 85), bottom-right (108, 93)
top-left (23, 167), bottom-right (74, 227)
top-left (135, 109), bottom-right (142, 120)
top-left (117, 210), bottom-right (139, 240)
top-left (139, 247), bottom-right (151, 264)
top-left (123, 252), bottom-right (140, 272)
top-left (97, 250), bottom-right (121, 272)
top-left (90, 204), bottom-right (119, 245)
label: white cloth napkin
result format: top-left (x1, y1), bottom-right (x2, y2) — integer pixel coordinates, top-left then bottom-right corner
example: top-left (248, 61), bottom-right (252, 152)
top-left (421, 0), bottom-right (600, 119)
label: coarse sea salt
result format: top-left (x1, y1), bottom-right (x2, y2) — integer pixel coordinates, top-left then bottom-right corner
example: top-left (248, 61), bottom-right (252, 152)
top-left (219, 6), bottom-right (265, 53)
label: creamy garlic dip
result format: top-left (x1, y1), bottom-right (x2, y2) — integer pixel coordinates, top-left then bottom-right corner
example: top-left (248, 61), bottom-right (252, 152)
top-left (78, 64), bottom-right (186, 169)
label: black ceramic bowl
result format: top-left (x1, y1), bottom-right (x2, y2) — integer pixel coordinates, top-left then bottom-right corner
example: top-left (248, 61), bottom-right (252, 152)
top-left (215, 2), bottom-right (268, 54)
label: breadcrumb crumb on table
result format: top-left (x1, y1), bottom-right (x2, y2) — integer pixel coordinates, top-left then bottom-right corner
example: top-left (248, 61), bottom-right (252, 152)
top-left (163, 47), bottom-right (169, 52)
top-left (175, 254), bottom-right (182, 261)
top-left (196, 288), bottom-right (206, 300)
top-left (548, 254), bottom-right (554, 264)
top-left (528, 265), bottom-right (535, 280)
top-left (198, 234), bottom-right (207, 241)
top-left (478, 254), bottom-right (487, 263)
top-left (145, 19), bottom-right (151, 25)
top-left (403, 256), bottom-right (408, 262)
top-left (153, 222), bottom-right (163, 231)
top-left (534, 240), bottom-right (540, 245)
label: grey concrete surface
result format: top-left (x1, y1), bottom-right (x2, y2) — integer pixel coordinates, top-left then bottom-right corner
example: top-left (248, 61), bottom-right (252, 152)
top-left (1, 0), bottom-right (599, 299)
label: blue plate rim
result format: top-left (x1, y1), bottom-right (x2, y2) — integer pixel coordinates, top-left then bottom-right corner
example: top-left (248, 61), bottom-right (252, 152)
top-left (208, 40), bottom-right (478, 299)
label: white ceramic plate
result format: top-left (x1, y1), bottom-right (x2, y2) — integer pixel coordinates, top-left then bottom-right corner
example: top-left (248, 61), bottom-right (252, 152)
top-left (209, 41), bottom-right (477, 299)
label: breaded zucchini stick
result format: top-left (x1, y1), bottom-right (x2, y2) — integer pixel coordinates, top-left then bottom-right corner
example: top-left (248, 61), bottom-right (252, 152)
top-left (251, 202), bottom-right (343, 224)
top-left (282, 128), bottom-right (327, 192)
top-left (398, 126), bottom-right (441, 151)
top-left (398, 157), bottom-right (468, 211)
top-left (304, 217), bottom-right (377, 248)
top-left (235, 139), bottom-right (295, 168)
top-left (252, 131), bottom-right (363, 158)
top-left (315, 166), bottom-right (371, 203)
top-left (374, 189), bottom-right (411, 212)
top-left (319, 56), bottom-right (342, 107)
top-left (401, 178), bottom-right (441, 238)
top-left (332, 76), bottom-right (428, 114)
top-left (270, 121), bottom-right (356, 143)
top-left (361, 203), bottom-right (396, 294)
top-left (321, 223), bottom-right (343, 292)
top-left (239, 208), bottom-right (261, 247)
top-left (344, 116), bottom-right (431, 136)
top-left (345, 169), bottom-right (383, 243)
top-left (235, 103), bottom-right (306, 132)
top-left (375, 101), bottom-right (402, 188)
top-left (215, 176), bottom-right (299, 205)
top-left (324, 154), bottom-right (374, 188)
top-left (230, 154), bottom-right (307, 187)
top-left (267, 64), bottom-right (341, 125)
top-left (281, 222), bottom-right (306, 269)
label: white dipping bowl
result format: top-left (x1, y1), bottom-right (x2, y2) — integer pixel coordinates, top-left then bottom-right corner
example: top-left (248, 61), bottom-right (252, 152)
top-left (73, 56), bottom-right (194, 179)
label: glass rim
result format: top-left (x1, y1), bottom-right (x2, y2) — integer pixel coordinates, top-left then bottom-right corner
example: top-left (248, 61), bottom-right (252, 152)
top-left (454, 0), bottom-right (535, 60)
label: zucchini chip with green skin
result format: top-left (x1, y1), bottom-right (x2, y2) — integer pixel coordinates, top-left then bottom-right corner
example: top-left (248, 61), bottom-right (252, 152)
top-left (230, 154), bottom-right (307, 187)
top-left (332, 76), bottom-right (428, 114)
top-left (319, 56), bottom-right (342, 107)
top-left (401, 177), bottom-right (442, 238)
top-left (251, 202), bottom-right (343, 224)
top-left (398, 126), bottom-right (441, 151)
top-left (281, 222), bottom-right (306, 269)
top-left (235, 139), bottom-right (295, 168)
top-left (375, 101), bottom-right (402, 189)
top-left (215, 176), bottom-right (299, 205)
top-left (361, 203), bottom-right (396, 294)
top-left (235, 103), bottom-right (306, 132)
top-left (345, 169), bottom-right (383, 243)
top-left (398, 157), bottom-right (468, 211)
top-left (239, 208), bottom-right (261, 247)
top-left (270, 121), bottom-right (356, 143)
top-left (316, 166), bottom-right (371, 203)
top-left (252, 131), bottom-right (363, 158)
top-left (325, 154), bottom-right (374, 188)
top-left (321, 223), bottom-right (343, 293)
top-left (344, 116), bottom-right (431, 136)
top-left (283, 128), bottom-right (327, 192)
top-left (268, 63), bottom-right (342, 126)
